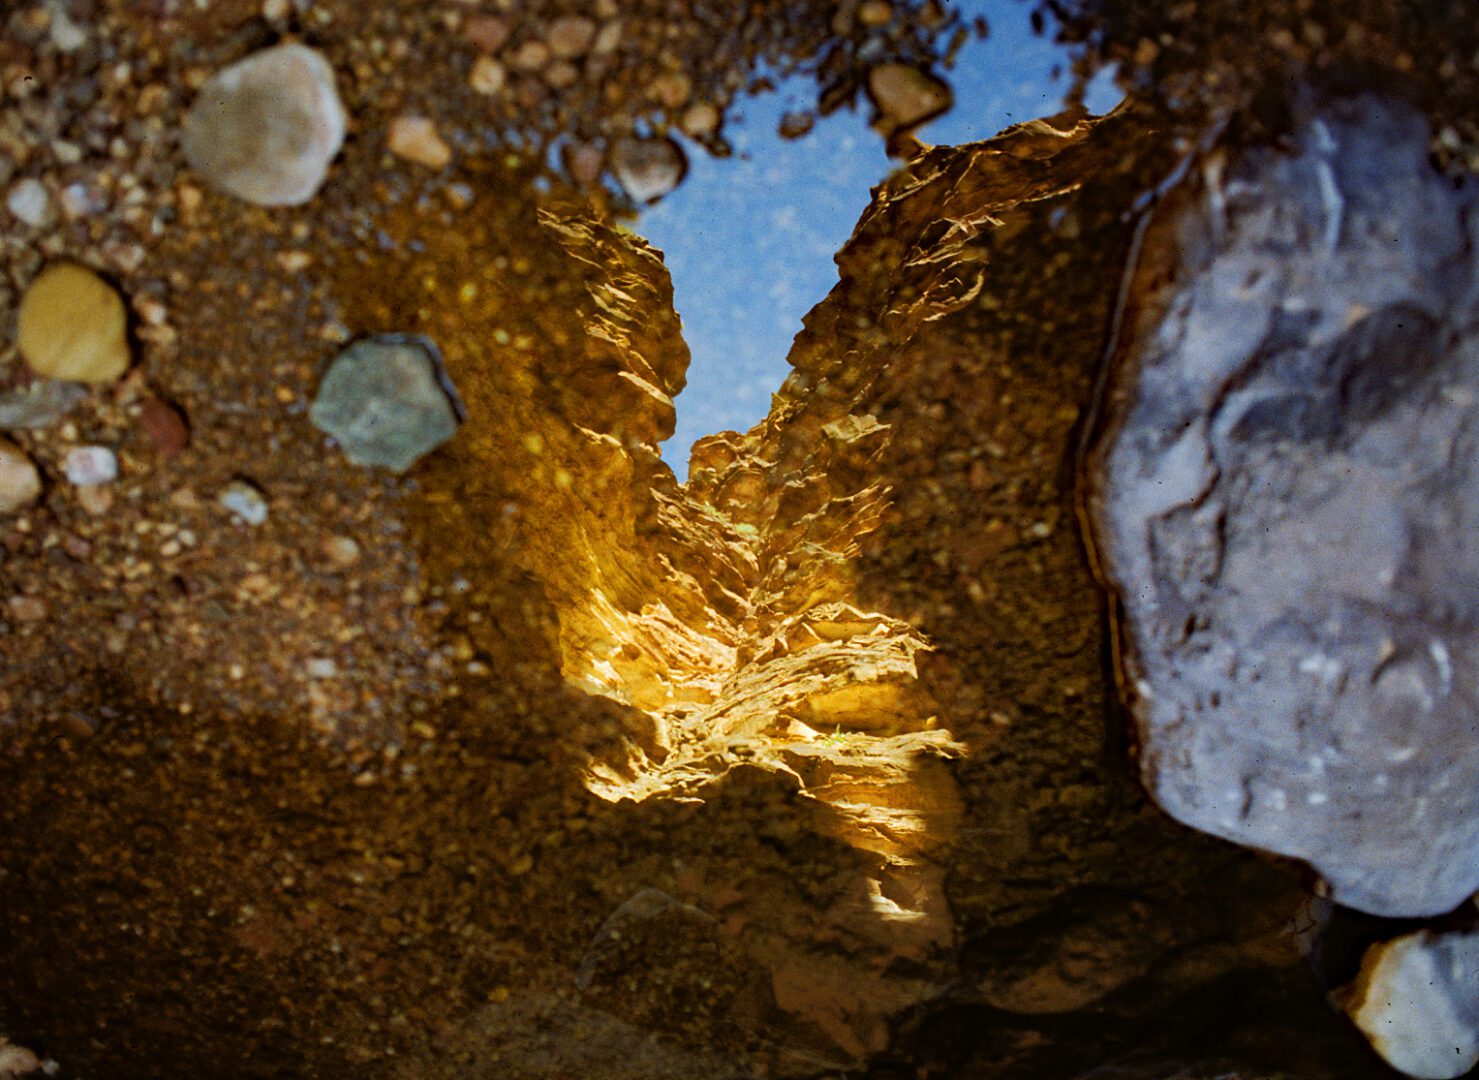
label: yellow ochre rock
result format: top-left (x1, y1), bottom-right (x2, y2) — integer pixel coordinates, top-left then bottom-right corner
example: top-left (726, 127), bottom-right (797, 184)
top-left (17, 263), bottom-right (131, 384)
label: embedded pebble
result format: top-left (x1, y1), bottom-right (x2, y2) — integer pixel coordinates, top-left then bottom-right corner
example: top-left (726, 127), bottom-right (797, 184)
top-left (0, 439), bottom-right (42, 514)
top-left (75, 484), bottom-right (113, 516)
top-left (610, 136), bottom-right (687, 203)
top-left (18, 263), bottom-right (131, 384)
top-left (7, 178), bottom-right (54, 227)
top-left (182, 44), bottom-right (347, 207)
top-left (866, 62), bottom-right (952, 131)
top-left (470, 56), bottom-right (507, 96)
top-left (310, 335), bottom-right (462, 473)
top-left (464, 15), bottom-right (510, 52)
top-left (547, 15), bottom-right (597, 58)
top-left (0, 1040), bottom-right (41, 1077)
top-left (7, 595), bottom-right (47, 623)
top-left (1343, 929), bottom-right (1479, 1079)
top-left (138, 397), bottom-right (190, 456)
top-left (219, 480), bottom-right (269, 525)
top-left (0, 379), bottom-right (88, 430)
top-left (387, 116), bottom-right (452, 170)
top-left (63, 445), bottom-right (118, 486)
top-left (322, 535), bottom-right (361, 568)
top-left (679, 102), bottom-right (721, 138)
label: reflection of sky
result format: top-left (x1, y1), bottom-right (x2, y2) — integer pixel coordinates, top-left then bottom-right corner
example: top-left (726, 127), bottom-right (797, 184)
top-left (638, 1), bottom-right (1121, 478)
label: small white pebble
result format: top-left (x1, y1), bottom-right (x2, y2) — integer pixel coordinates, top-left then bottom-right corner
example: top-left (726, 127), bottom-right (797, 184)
top-left (305, 657), bottom-right (338, 679)
top-left (219, 480), bottom-right (269, 525)
top-left (7, 178), bottom-right (54, 227)
top-left (63, 445), bottom-right (119, 486)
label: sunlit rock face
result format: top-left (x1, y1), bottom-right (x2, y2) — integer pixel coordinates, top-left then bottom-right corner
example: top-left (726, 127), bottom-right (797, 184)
top-left (1086, 91), bottom-right (1479, 918)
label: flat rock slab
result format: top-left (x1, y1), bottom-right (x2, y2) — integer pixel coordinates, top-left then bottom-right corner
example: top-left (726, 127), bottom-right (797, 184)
top-left (1086, 92), bottom-right (1479, 918)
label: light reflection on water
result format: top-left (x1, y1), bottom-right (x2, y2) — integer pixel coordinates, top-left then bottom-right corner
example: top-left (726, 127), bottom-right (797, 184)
top-left (639, 0), bottom-right (1122, 478)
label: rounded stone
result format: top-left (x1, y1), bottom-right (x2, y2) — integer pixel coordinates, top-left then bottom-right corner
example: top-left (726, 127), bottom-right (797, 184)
top-left (0, 439), bottom-right (42, 514)
top-left (610, 136), bottom-right (687, 204)
top-left (63, 445), bottom-right (118, 486)
top-left (18, 263), bottom-right (131, 384)
top-left (310, 335), bottom-right (463, 473)
top-left (866, 63), bottom-right (952, 130)
top-left (181, 43), bottom-right (347, 207)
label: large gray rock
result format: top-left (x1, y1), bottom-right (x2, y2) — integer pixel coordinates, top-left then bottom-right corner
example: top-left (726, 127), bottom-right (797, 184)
top-left (1086, 92), bottom-right (1479, 918)
top-left (310, 335), bottom-right (463, 473)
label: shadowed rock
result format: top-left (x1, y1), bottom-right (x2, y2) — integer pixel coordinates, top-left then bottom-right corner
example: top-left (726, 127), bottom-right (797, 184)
top-left (1086, 91), bottom-right (1479, 918)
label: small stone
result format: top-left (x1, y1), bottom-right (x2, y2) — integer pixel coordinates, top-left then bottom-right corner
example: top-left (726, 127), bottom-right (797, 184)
top-left (858, 0), bottom-right (894, 26)
top-left (7, 177), bottom-right (53, 227)
top-left (679, 102), bottom-right (721, 138)
top-left (63, 445), bottom-right (118, 486)
top-left (561, 141), bottom-right (605, 187)
top-left (0, 1041), bottom-right (40, 1077)
top-left (305, 657), bottom-right (338, 679)
top-left (778, 110), bottom-right (816, 139)
top-left (546, 15), bottom-right (597, 59)
top-left (469, 56), bottom-right (507, 96)
top-left (610, 136), bottom-right (687, 203)
top-left (591, 19), bottom-right (623, 55)
top-left (323, 535), bottom-right (361, 568)
top-left (0, 440), bottom-right (42, 514)
top-left (511, 40), bottom-right (551, 71)
top-left (866, 63), bottom-right (953, 131)
top-left (387, 115), bottom-right (452, 170)
top-left (310, 334), bottom-right (462, 473)
top-left (18, 263), bottom-right (132, 384)
top-left (45, 2), bottom-right (86, 51)
top-left (543, 61), bottom-right (580, 90)
top-left (75, 483), bottom-right (113, 515)
top-left (59, 181), bottom-right (106, 219)
top-left (139, 397), bottom-right (190, 456)
top-left (7, 595), bottom-right (46, 623)
top-left (261, 0), bottom-right (289, 19)
top-left (648, 71), bottom-right (692, 110)
top-left (219, 480), bottom-right (269, 525)
top-left (182, 44), bottom-right (347, 207)
top-left (464, 15), bottom-right (509, 52)
top-left (1343, 929), bottom-right (1479, 1079)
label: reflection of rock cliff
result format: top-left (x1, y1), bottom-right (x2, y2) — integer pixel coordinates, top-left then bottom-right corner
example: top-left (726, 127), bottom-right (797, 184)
top-left (0, 81), bottom-right (1451, 1080)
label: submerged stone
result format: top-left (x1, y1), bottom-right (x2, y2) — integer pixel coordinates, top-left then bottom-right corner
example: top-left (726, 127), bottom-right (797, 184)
top-left (610, 136), bottom-right (686, 203)
top-left (17, 263), bottom-right (131, 384)
top-left (182, 44), bottom-right (347, 207)
top-left (1085, 91), bottom-right (1479, 918)
top-left (310, 335), bottom-right (463, 473)
top-left (1342, 929), bottom-right (1479, 1079)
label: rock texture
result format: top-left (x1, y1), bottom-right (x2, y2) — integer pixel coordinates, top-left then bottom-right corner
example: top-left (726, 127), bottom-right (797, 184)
top-left (1085, 91), bottom-right (1479, 918)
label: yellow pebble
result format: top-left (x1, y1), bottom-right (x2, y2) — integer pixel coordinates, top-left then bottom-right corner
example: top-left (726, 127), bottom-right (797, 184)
top-left (18, 263), bottom-right (131, 384)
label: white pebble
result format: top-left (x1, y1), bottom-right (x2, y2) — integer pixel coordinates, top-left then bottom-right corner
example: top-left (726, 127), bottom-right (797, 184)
top-left (305, 657), bottom-right (338, 679)
top-left (6, 178), bottom-right (53, 227)
top-left (63, 445), bottom-right (118, 486)
top-left (219, 480), bottom-right (269, 525)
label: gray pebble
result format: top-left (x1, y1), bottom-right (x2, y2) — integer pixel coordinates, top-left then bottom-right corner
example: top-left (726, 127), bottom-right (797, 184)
top-left (310, 335), bottom-right (463, 473)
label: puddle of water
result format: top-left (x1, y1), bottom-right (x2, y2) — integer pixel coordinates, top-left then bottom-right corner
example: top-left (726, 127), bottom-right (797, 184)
top-left (639, 0), bottom-right (1122, 479)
